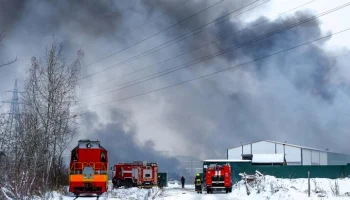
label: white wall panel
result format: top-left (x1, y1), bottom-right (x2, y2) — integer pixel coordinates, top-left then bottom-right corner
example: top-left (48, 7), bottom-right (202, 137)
top-left (228, 147), bottom-right (242, 159)
top-left (285, 146), bottom-right (301, 165)
top-left (320, 152), bottom-right (327, 165)
top-left (302, 149), bottom-right (312, 165)
top-left (312, 150), bottom-right (320, 165)
top-left (276, 144), bottom-right (283, 154)
top-left (243, 144), bottom-right (251, 154)
top-left (252, 141), bottom-right (275, 154)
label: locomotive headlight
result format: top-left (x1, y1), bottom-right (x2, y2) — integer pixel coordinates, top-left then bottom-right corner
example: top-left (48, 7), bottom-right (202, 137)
top-left (86, 143), bottom-right (92, 148)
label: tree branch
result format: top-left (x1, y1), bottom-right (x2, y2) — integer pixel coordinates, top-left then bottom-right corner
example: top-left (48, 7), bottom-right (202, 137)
top-left (0, 57), bottom-right (18, 68)
top-left (0, 30), bottom-right (18, 68)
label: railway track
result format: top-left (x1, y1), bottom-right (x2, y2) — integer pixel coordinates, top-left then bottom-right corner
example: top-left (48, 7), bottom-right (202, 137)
top-left (151, 188), bottom-right (163, 199)
top-left (73, 195), bottom-right (101, 200)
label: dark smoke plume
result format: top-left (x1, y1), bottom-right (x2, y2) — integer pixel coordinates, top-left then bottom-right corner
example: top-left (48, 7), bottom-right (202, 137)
top-left (81, 109), bottom-right (181, 178)
top-left (1, 0), bottom-right (350, 176)
top-left (137, 0), bottom-right (350, 158)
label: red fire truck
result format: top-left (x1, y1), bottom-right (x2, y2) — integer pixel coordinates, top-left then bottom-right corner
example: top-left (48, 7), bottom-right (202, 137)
top-left (205, 163), bottom-right (232, 194)
top-left (112, 161), bottom-right (158, 188)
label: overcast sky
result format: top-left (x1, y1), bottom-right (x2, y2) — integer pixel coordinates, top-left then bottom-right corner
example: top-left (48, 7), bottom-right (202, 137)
top-left (1, 0), bottom-right (350, 174)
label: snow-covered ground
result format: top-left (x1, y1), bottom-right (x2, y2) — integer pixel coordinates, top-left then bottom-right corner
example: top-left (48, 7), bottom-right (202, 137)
top-left (230, 175), bottom-right (350, 200)
top-left (156, 175), bottom-right (350, 200)
top-left (3, 176), bottom-right (350, 199)
top-left (155, 180), bottom-right (237, 200)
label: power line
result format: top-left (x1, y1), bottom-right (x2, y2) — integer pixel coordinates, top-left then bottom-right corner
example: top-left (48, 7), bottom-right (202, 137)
top-left (77, 1), bottom-right (348, 102)
top-left (80, 0), bottom-right (273, 92)
top-left (76, 27), bottom-right (350, 110)
top-left (84, 0), bottom-right (192, 55)
top-left (127, 0), bottom-right (191, 36)
top-left (82, 0), bottom-right (224, 69)
top-left (79, 0), bottom-right (315, 98)
top-left (79, 0), bottom-right (260, 80)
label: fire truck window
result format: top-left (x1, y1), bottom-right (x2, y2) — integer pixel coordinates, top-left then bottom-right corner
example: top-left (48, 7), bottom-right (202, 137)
top-left (145, 174), bottom-right (150, 178)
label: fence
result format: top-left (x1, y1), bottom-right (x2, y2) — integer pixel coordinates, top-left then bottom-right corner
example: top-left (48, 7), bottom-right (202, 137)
top-left (203, 161), bottom-right (350, 184)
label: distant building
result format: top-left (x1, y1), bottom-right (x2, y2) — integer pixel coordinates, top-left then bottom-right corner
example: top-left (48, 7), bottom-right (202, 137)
top-left (227, 140), bottom-right (350, 166)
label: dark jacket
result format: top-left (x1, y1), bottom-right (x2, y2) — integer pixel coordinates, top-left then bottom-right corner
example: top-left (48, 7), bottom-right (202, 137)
top-left (194, 176), bottom-right (202, 185)
top-left (181, 176), bottom-right (185, 183)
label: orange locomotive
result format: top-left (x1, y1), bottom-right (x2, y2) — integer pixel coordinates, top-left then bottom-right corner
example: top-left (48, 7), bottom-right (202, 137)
top-left (69, 140), bottom-right (108, 197)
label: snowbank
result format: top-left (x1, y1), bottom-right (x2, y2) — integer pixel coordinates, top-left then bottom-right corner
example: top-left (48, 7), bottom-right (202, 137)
top-left (167, 180), bottom-right (195, 190)
top-left (167, 180), bottom-right (181, 188)
top-left (107, 187), bottom-right (150, 200)
top-left (230, 175), bottom-right (350, 200)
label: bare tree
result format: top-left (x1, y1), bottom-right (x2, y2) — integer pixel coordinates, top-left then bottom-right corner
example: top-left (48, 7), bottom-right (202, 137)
top-left (0, 30), bottom-right (17, 68)
top-left (1, 39), bottom-right (83, 198)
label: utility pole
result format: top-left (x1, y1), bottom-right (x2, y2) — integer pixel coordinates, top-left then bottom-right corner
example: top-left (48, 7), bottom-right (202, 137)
top-left (283, 141), bottom-right (287, 165)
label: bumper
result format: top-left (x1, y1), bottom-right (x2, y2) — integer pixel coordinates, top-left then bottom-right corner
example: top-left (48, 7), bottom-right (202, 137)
top-left (69, 182), bottom-right (107, 194)
top-left (69, 175), bottom-right (107, 195)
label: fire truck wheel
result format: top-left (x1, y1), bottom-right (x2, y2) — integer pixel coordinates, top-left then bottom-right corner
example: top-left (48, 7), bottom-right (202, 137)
top-left (207, 188), bottom-right (210, 194)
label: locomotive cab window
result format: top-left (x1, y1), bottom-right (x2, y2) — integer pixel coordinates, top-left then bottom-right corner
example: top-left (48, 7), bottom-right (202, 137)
top-left (71, 149), bottom-right (78, 162)
top-left (101, 152), bottom-right (106, 162)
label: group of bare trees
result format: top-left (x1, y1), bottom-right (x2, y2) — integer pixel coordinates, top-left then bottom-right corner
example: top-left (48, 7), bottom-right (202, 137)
top-left (0, 34), bottom-right (83, 198)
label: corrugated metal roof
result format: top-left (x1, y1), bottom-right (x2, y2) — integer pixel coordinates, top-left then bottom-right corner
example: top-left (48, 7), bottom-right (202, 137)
top-left (226, 140), bottom-right (331, 153)
top-left (265, 140), bottom-right (327, 152)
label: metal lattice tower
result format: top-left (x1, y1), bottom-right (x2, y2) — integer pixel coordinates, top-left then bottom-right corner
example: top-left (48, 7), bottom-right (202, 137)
top-left (1, 79), bottom-right (21, 151)
top-left (8, 79), bottom-right (20, 134)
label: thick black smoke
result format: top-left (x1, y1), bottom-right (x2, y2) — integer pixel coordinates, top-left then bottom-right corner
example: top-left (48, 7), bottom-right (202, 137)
top-left (81, 109), bottom-right (181, 179)
top-left (215, 11), bottom-right (334, 101)
top-left (1, 0), bottom-right (350, 176)
top-left (137, 0), bottom-right (350, 158)
top-left (0, 0), bottom-right (123, 38)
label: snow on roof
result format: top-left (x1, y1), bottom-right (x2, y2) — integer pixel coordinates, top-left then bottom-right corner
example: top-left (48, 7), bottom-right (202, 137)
top-left (202, 159), bottom-right (251, 162)
top-left (252, 154), bottom-right (284, 163)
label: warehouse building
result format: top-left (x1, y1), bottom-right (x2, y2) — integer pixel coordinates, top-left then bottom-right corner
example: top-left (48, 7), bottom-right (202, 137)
top-left (227, 140), bottom-right (350, 166)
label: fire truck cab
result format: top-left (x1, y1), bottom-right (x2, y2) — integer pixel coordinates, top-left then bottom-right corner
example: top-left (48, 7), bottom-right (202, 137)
top-left (205, 163), bottom-right (232, 194)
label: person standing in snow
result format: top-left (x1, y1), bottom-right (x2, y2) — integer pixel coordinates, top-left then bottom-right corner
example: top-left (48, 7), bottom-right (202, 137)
top-left (158, 175), bottom-right (163, 189)
top-left (181, 176), bottom-right (185, 188)
top-left (194, 173), bottom-right (202, 193)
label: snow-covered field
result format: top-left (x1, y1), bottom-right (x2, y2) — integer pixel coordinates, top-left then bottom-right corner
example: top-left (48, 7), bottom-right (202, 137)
top-left (156, 175), bottom-right (350, 200)
top-left (3, 176), bottom-right (350, 199)
top-left (231, 175), bottom-right (350, 200)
